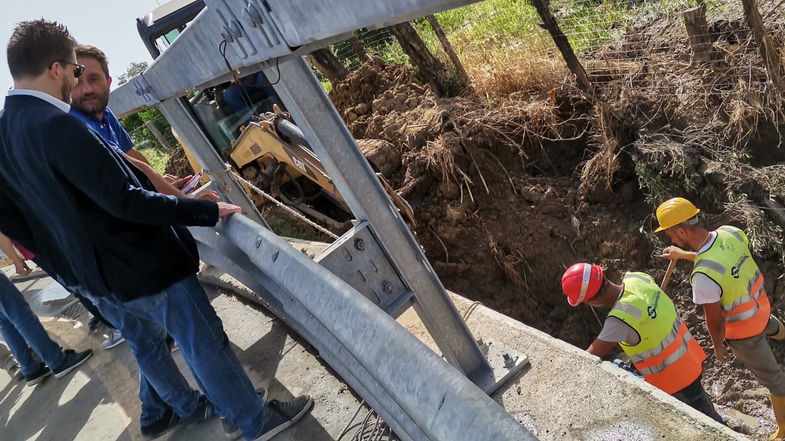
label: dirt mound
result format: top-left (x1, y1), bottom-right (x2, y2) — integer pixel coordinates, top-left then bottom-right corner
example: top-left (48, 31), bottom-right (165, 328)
top-left (164, 147), bottom-right (193, 177)
top-left (329, 58), bottom-right (650, 349)
top-left (327, 9), bottom-right (785, 433)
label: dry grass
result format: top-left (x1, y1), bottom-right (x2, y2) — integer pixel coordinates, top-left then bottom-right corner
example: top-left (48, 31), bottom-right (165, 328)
top-left (461, 46), bottom-right (567, 98)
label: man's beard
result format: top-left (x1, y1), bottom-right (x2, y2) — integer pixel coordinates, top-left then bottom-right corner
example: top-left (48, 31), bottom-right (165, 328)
top-left (72, 91), bottom-right (109, 116)
top-left (60, 79), bottom-right (72, 105)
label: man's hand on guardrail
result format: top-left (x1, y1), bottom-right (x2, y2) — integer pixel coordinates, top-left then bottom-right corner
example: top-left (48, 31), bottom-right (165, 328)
top-left (218, 202), bottom-right (243, 218)
top-left (194, 188), bottom-right (221, 202)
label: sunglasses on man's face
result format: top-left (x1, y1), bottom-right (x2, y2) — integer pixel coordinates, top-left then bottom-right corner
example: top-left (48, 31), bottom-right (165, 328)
top-left (51, 60), bottom-right (85, 78)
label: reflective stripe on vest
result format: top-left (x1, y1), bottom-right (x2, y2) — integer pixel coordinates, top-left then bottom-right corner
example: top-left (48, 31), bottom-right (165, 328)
top-left (610, 273), bottom-right (705, 394)
top-left (693, 259), bottom-right (727, 276)
top-left (692, 226), bottom-right (770, 339)
top-left (725, 272), bottom-right (765, 323)
top-left (622, 273), bottom-right (653, 284)
top-left (718, 225), bottom-right (745, 244)
top-left (634, 320), bottom-right (692, 376)
top-left (612, 302), bottom-right (643, 319)
top-left (628, 319), bottom-right (680, 365)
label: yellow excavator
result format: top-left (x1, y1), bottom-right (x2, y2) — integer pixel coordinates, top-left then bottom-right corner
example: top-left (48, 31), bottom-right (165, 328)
top-left (177, 105), bottom-right (413, 232)
top-left (140, 0), bottom-right (412, 233)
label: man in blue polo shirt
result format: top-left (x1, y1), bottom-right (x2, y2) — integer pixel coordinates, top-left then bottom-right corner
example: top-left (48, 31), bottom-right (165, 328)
top-left (69, 45), bottom-right (212, 201)
top-left (68, 51), bottom-right (147, 163)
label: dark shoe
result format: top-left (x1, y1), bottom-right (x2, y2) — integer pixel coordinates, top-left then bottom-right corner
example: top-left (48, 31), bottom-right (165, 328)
top-left (768, 315), bottom-right (785, 341)
top-left (222, 388), bottom-right (269, 439)
top-left (254, 395), bottom-right (313, 441)
top-left (183, 395), bottom-right (215, 425)
top-left (52, 349), bottom-right (93, 379)
top-left (25, 364), bottom-right (52, 386)
top-left (141, 407), bottom-right (180, 439)
top-left (87, 316), bottom-right (102, 333)
top-left (100, 329), bottom-right (126, 350)
top-left (166, 335), bottom-right (179, 353)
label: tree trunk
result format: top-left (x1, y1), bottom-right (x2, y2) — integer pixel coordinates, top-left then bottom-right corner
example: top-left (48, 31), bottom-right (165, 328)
top-left (683, 4), bottom-right (717, 64)
top-left (348, 36), bottom-right (370, 63)
top-left (308, 48), bottom-right (349, 85)
top-left (741, 0), bottom-right (785, 92)
top-left (426, 15), bottom-right (470, 91)
top-left (530, 0), bottom-right (592, 92)
top-left (388, 22), bottom-right (451, 96)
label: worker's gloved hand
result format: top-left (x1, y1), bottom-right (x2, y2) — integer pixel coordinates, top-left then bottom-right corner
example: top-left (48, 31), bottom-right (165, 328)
top-left (612, 359), bottom-right (643, 378)
top-left (661, 246), bottom-right (689, 261)
top-left (714, 343), bottom-right (732, 363)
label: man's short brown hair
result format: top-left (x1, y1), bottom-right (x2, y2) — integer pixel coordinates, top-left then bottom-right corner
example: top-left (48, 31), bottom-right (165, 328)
top-left (76, 44), bottom-right (110, 77)
top-left (7, 19), bottom-right (77, 80)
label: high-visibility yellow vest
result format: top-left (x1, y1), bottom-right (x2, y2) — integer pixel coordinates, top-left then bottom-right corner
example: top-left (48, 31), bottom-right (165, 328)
top-left (609, 272), bottom-right (706, 394)
top-left (691, 226), bottom-right (770, 340)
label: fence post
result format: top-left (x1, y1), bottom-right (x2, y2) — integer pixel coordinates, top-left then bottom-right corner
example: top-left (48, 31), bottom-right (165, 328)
top-left (308, 48), bottom-right (350, 84)
top-left (683, 4), bottom-right (716, 64)
top-left (388, 22), bottom-right (450, 96)
top-left (530, 0), bottom-right (592, 92)
top-left (348, 36), bottom-right (370, 63)
top-left (426, 15), bottom-right (470, 89)
top-left (144, 120), bottom-right (172, 151)
top-left (741, 0), bottom-right (785, 92)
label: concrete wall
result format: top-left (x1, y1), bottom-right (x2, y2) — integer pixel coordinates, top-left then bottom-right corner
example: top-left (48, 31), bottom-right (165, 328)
top-left (397, 293), bottom-right (747, 440)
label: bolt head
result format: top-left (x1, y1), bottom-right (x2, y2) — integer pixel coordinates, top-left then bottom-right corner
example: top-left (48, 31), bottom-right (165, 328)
top-left (354, 238), bottom-right (365, 251)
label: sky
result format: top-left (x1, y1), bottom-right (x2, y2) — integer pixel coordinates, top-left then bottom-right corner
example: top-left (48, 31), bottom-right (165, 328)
top-left (0, 0), bottom-right (165, 91)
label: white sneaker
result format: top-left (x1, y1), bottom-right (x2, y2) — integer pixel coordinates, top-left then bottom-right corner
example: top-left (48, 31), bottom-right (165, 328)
top-left (101, 329), bottom-right (126, 350)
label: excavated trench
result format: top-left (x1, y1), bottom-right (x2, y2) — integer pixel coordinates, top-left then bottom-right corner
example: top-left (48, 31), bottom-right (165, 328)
top-left (324, 58), bottom-right (785, 439)
top-left (163, 49), bottom-right (785, 438)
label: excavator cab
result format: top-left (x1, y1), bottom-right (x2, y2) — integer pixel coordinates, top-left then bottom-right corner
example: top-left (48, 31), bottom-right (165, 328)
top-left (136, 0), bottom-right (411, 233)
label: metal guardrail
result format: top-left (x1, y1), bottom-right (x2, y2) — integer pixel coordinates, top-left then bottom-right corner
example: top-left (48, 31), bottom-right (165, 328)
top-left (112, 0), bottom-right (534, 438)
top-left (191, 216), bottom-right (536, 441)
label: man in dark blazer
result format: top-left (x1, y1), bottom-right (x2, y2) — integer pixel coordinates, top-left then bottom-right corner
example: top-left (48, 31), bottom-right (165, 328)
top-left (0, 20), bottom-right (311, 441)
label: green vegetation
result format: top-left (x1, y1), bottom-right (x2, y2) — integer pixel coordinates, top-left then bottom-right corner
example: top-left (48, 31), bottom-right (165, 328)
top-left (137, 145), bottom-right (170, 174)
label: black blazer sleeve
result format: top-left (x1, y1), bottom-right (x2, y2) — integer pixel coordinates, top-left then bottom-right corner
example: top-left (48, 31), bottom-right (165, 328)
top-left (46, 113), bottom-right (219, 227)
top-left (0, 185), bottom-right (37, 251)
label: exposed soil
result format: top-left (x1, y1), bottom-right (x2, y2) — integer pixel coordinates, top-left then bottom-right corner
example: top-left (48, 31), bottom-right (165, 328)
top-left (161, 5), bottom-right (785, 438)
top-left (325, 19), bottom-right (785, 434)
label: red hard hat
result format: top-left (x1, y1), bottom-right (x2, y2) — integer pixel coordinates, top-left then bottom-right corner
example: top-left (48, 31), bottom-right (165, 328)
top-left (561, 263), bottom-right (604, 306)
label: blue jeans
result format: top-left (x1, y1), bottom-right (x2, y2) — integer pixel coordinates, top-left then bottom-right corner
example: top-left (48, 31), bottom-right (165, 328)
top-left (85, 276), bottom-right (266, 439)
top-left (69, 291), bottom-right (199, 426)
top-left (0, 273), bottom-right (65, 376)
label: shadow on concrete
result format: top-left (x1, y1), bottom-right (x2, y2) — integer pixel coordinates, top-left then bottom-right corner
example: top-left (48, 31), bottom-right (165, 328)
top-left (0, 363), bottom-right (132, 441)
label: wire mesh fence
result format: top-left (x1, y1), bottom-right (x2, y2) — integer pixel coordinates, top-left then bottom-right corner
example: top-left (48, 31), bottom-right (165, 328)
top-left (318, 0), bottom-right (785, 101)
top-left (126, 0), bottom-right (785, 177)
top-left (125, 113), bottom-right (181, 173)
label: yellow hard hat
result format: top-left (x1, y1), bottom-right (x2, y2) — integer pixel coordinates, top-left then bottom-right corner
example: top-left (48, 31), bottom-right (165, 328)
top-left (655, 197), bottom-right (700, 232)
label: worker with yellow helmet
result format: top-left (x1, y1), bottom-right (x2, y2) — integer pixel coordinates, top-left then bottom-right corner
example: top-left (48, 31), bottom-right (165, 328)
top-left (656, 197), bottom-right (785, 439)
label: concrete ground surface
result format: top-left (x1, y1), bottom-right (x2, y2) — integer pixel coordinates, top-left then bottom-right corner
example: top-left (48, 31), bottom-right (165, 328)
top-left (0, 264), bottom-right (366, 441)
top-left (0, 258), bottom-right (750, 441)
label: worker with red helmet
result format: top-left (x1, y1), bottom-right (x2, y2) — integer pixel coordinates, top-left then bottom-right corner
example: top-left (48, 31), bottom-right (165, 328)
top-left (656, 197), bottom-right (785, 439)
top-left (561, 262), bottom-right (723, 423)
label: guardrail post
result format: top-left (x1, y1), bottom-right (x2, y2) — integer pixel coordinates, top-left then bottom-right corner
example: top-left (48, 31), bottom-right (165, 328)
top-left (263, 57), bottom-right (496, 390)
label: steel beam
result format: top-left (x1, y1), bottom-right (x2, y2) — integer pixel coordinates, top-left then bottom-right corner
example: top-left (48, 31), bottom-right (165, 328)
top-left (263, 57), bottom-right (495, 390)
top-left (190, 216), bottom-right (536, 441)
top-left (109, 0), bottom-right (481, 116)
top-left (266, 0), bottom-right (481, 45)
